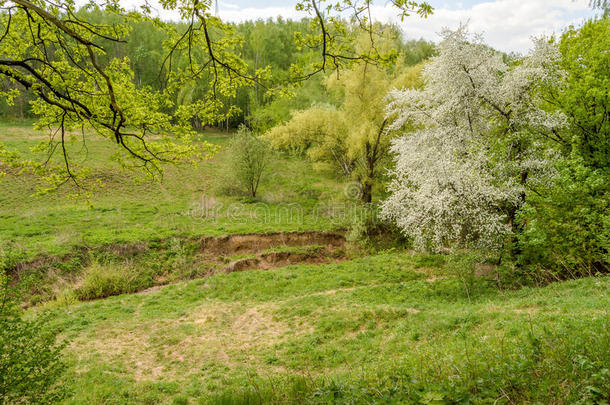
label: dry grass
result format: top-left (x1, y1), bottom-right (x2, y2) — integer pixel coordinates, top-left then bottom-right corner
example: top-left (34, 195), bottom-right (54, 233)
top-left (67, 300), bottom-right (304, 384)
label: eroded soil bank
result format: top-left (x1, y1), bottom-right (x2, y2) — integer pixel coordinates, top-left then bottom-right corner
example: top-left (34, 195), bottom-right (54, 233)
top-left (10, 231), bottom-right (348, 305)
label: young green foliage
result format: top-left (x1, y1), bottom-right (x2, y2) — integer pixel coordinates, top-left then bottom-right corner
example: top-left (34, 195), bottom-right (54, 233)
top-left (224, 126), bottom-right (272, 198)
top-left (0, 250), bottom-right (67, 404)
top-left (265, 31), bottom-right (426, 203)
top-left (517, 18), bottom-right (610, 277)
top-left (556, 17), bottom-right (610, 169)
top-left (0, 0), bottom-right (432, 190)
top-left (518, 157), bottom-right (609, 276)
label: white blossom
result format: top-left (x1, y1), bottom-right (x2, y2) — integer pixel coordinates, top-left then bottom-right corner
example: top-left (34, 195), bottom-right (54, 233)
top-left (382, 26), bottom-right (566, 252)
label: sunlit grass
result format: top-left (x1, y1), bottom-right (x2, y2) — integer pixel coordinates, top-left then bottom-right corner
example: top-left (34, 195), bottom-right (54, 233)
top-left (4, 121), bottom-right (608, 404)
top-left (43, 254), bottom-right (609, 404)
top-left (1, 123), bottom-right (346, 258)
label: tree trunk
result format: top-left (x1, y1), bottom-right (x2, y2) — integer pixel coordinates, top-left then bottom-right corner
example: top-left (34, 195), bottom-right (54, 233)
top-left (360, 119), bottom-right (387, 204)
top-left (508, 170), bottom-right (529, 259)
top-left (361, 182), bottom-right (372, 204)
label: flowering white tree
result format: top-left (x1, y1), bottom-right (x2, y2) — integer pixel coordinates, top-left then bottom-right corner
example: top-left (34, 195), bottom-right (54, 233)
top-left (381, 26), bottom-right (566, 252)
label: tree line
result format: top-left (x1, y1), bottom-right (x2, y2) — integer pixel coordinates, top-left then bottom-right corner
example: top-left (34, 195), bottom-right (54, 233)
top-left (0, 10), bottom-right (434, 131)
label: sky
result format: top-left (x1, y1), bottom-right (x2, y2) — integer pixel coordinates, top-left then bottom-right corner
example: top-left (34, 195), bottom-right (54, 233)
top-left (139, 0), bottom-right (599, 54)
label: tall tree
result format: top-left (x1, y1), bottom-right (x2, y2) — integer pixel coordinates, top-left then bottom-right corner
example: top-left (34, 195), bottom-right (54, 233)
top-left (265, 30), bottom-right (428, 203)
top-left (0, 0), bottom-right (432, 187)
top-left (326, 57), bottom-right (424, 203)
top-left (554, 17), bottom-right (610, 169)
top-left (589, 0), bottom-right (609, 15)
top-left (517, 17), bottom-right (610, 274)
top-left (381, 26), bottom-right (566, 252)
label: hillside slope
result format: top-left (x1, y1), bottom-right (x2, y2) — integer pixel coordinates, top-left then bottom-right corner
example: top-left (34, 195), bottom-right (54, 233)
top-left (46, 253), bottom-right (609, 404)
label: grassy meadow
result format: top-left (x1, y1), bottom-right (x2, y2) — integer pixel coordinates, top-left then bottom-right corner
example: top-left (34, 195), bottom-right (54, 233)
top-left (0, 121), bottom-right (347, 258)
top-left (46, 255), bottom-right (610, 404)
top-left (1, 122), bottom-right (609, 404)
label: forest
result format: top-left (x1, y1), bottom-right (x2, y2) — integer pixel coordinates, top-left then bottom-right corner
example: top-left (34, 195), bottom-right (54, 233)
top-left (0, 0), bottom-right (608, 403)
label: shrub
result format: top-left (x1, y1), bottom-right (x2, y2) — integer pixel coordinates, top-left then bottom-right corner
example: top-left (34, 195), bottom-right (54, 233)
top-left (518, 159), bottom-right (609, 279)
top-left (53, 289), bottom-right (79, 308)
top-left (0, 252), bottom-right (67, 404)
top-left (346, 205), bottom-right (379, 248)
top-left (344, 201), bottom-right (411, 253)
top-left (220, 126), bottom-right (271, 198)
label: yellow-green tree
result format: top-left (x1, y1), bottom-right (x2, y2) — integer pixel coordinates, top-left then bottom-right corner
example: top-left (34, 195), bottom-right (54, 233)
top-left (0, 0), bottom-right (432, 189)
top-left (265, 54), bottom-right (424, 203)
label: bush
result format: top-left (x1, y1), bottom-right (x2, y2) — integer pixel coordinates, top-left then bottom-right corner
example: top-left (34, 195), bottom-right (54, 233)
top-left (0, 252), bottom-right (67, 404)
top-left (75, 261), bottom-right (140, 300)
top-left (514, 17), bottom-right (609, 281)
top-left (346, 205), bottom-right (379, 248)
top-left (518, 159), bottom-right (609, 279)
top-left (346, 204), bottom-right (410, 253)
top-left (220, 126), bottom-right (271, 198)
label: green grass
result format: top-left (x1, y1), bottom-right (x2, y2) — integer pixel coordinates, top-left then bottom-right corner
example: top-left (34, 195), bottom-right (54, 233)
top-left (3, 122), bottom-right (609, 404)
top-left (40, 253), bottom-right (609, 404)
top-left (0, 123), bottom-right (349, 259)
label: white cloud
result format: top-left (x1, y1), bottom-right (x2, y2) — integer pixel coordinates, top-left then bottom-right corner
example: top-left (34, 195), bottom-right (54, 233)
top-left (372, 0), bottom-right (594, 54)
top-left (120, 0), bottom-right (595, 53)
top-left (220, 2), bottom-right (240, 10)
top-left (218, 3), bottom-right (301, 22)
top-left (217, 0), bottom-right (594, 53)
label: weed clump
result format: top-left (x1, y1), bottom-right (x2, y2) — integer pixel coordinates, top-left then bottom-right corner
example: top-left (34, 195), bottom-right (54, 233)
top-left (75, 261), bottom-right (142, 300)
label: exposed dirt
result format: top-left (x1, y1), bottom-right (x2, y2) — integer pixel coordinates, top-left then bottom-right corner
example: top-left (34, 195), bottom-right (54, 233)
top-left (221, 246), bottom-right (345, 274)
top-left (12, 231), bottom-right (346, 274)
top-left (474, 263), bottom-right (500, 278)
top-left (12, 231), bottom-right (348, 303)
top-left (70, 302), bottom-right (297, 383)
top-left (198, 231), bottom-right (345, 257)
